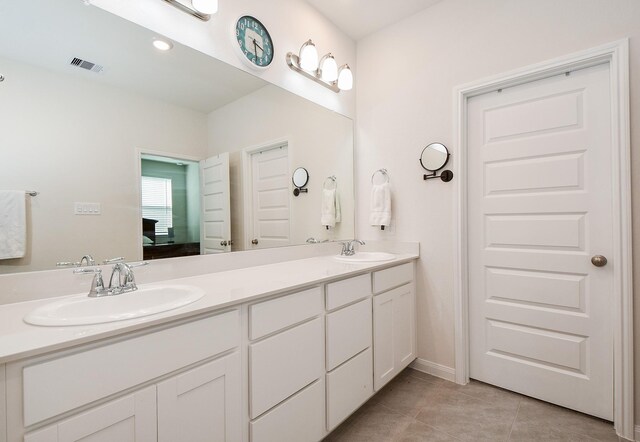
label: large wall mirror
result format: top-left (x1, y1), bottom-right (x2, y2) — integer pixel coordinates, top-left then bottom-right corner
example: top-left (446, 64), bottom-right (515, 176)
top-left (0, 0), bottom-right (354, 274)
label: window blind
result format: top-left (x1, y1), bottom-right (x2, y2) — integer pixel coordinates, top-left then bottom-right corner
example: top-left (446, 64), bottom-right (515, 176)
top-left (141, 176), bottom-right (173, 235)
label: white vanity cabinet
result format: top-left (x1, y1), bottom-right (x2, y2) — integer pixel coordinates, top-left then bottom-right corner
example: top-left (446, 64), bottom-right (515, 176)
top-left (4, 258), bottom-right (418, 442)
top-left (372, 263), bottom-right (417, 390)
top-left (248, 287), bottom-right (325, 442)
top-left (325, 275), bottom-right (374, 431)
top-left (9, 310), bottom-right (242, 442)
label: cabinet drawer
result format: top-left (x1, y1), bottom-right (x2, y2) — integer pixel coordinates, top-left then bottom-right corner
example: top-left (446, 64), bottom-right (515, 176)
top-left (23, 310), bottom-right (240, 427)
top-left (326, 298), bottom-right (372, 371)
top-left (249, 317), bottom-right (323, 418)
top-left (327, 348), bottom-right (373, 431)
top-left (250, 379), bottom-right (325, 442)
top-left (326, 274), bottom-right (371, 311)
top-left (250, 287), bottom-right (323, 340)
top-left (373, 263), bottom-right (413, 294)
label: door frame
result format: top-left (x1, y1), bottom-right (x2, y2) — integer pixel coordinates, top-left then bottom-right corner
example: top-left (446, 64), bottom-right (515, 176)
top-left (452, 39), bottom-right (633, 439)
top-left (134, 148), bottom-right (202, 261)
top-left (241, 137), bottom-right (292, 250)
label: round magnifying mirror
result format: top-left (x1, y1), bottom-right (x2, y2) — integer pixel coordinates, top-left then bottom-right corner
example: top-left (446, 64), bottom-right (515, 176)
top-left (292, 167), bottom-right (309, 188)
top-left (420, 143), bottom-right (449, 172)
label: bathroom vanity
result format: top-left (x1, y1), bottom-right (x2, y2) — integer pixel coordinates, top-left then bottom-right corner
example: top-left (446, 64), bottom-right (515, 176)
top-left (0, 253), bottom-right (417, 442)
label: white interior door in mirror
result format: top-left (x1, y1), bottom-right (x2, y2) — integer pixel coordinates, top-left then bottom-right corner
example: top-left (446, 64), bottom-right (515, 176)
top-left (200, 153), bottom-right (231, 254)
top-left (249, 145), bottom-right (290, 249)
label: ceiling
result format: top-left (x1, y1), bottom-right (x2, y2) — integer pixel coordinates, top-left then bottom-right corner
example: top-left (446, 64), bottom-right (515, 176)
top-left (305, 0), bottom-right (443, 40)
top-left (0, 0), bottom-right (266, 113)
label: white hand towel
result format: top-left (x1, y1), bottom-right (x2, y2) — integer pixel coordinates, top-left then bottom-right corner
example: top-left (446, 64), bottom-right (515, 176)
top-left (369, 182), bottom-right (391, 227)
top-left (0, 190), bottom-right (27, 259)
top-left (321, 188), bottom-right (339, 228)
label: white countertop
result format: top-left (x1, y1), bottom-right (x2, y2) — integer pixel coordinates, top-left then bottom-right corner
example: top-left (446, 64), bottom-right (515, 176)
top-left (0, 253), bottom-right (417, 364)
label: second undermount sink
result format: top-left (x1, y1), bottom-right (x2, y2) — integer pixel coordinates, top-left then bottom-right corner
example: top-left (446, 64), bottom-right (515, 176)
top-left (334, 252), bottom-right (396, 263)
top-left (24, 285), bottom-right (205, 327)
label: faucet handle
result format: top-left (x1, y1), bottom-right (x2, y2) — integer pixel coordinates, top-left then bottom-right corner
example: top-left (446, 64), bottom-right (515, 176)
top-left (73, 268), bottom-right (106, 297)
top-left (57, 261), bottom-right (80, 267)
top-left (127, 261), bottom-right (149, 268)
top-left (73, 267), bottom-right (102, 274)
top-left (103, 256), bottom-right (125, 264)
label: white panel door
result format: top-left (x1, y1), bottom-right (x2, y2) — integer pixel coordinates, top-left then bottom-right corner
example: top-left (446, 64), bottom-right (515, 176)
top-left (468, 63), bottom-right (613, 419)
top-left (249, 145), bottom-right (290, 249)
top-left (157, 352), bottom-right (241, 442)
top-left (24, 386), bottom-right (157, 442)
top-left (200, 153), bottom-right (231, 254)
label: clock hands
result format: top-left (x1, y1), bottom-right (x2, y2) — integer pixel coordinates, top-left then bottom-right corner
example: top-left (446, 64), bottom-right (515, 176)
top-left (252, 38), bottom-right (264, 57)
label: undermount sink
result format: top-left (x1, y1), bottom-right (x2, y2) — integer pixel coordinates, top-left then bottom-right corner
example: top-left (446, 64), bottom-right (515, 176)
top-left (24, 285), bottom-right (205, 327)
top-left (333, 252), bottom-right (396, 263)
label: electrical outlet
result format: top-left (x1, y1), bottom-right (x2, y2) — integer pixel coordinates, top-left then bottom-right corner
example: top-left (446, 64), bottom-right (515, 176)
top-left (74, 202), bottom-right (101, 215)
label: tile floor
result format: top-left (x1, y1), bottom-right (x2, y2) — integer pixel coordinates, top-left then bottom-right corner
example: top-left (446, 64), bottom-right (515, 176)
top-left (324, 368), bottom-right (618, 441)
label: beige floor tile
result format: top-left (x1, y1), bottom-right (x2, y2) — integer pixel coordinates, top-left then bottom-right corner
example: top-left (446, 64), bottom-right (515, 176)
top-left (508, 419), bottom-right (602, 441)
top-left (415, 387), bottom-right (519, 441)
top-left (513, 397), bottom-right (617, 441)
top-left (375, 370), bottom-right (451, 418)
top-left (325, 402), bottom-right (413, 442)
top-left (325, 368), bottom-right (619, 442)
top-left (393, 420), bottom-right (460, 441)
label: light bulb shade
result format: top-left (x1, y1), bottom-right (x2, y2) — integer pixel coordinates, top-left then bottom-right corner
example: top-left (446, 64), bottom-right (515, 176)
top-left (299, 40), bottom-right (319, 72)
top-left (319, 54), bottom-right (338, 82)
top-left (337, 65), bottom-right (353, 90)
top-left (191, 0), bottom-right (218, 14)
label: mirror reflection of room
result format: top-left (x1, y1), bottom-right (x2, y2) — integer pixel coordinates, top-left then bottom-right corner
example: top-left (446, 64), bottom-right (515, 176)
top-left (0, 0), bottom-right (354, 274)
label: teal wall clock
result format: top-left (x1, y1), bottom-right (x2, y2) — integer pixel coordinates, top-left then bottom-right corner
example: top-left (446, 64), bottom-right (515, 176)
top-left (234, 16), bottom-right (274, 70)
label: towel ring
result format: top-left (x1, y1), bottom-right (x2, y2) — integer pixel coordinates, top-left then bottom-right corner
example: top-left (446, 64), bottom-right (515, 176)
top-left (323, 175), bottom-right (337, 189)
top-left (371, 169), bottom-right (389, 184)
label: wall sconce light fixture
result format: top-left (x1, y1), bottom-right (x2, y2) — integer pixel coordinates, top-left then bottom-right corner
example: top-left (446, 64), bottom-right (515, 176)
top-left (162, 0), bottom-right (217, 21)
top-left (287, 40), bottom-right (353, 93)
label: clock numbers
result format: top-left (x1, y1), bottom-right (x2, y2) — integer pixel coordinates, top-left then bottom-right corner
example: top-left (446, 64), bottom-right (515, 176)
top-left (235, 16), bottom-right (273, 68)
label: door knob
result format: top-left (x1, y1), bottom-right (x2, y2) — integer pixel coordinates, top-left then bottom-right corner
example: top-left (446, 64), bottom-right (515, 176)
top-left (591, 255), bottom-right (608, 267)
top-left (220, 241), bottom-right (228, 246)
top-left (228, 240), bottom-right (234, 246)
top-left (251, 239), bottom-right (259, 245)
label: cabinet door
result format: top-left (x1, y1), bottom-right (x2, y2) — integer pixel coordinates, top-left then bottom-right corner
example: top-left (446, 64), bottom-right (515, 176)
top-left (373, 283), bottom-right (416, 391)
top-left (24, 386), bottom-right (156, 442)
top-left (157, 352), bottom-right (241, 442)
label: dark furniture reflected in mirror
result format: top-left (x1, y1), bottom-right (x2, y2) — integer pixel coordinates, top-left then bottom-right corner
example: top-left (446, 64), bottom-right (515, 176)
top-left (420, 142), bottom-right (454, 182)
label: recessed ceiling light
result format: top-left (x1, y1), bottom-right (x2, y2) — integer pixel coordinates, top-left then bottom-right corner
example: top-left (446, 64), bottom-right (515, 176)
top-left (152, 38), bottom-right (173, 51)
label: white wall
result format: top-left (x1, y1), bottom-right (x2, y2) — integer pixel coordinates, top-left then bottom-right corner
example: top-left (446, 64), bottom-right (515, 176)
top-left (91, 0), bottom-right (356, 118)
top-left (207, 85), bottom-right (355, 247)
top-left (355, 0), bottom-right (640, 422)
top-left (0, 57), bottom-right (208, 273)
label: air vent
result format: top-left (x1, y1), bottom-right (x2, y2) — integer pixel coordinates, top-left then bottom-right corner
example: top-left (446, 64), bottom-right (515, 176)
top-left (69, 57), bottom-right (104, 73)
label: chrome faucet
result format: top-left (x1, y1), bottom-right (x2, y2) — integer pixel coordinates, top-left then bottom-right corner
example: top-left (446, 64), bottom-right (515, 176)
top-left (340, 239), bottom-right (365, 256)
top-left (74, 261), bottom-right (148, 297)
top-left (57, 254), bottom-right (96, 267)
top-left (79, 254), bottom-right (96, 266)
top-left (108, 263), bottom-right (136, 295)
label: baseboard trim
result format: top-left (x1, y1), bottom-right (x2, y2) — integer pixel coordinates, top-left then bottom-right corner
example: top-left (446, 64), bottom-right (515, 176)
top-left (409, 358), bottom-right (456, 382)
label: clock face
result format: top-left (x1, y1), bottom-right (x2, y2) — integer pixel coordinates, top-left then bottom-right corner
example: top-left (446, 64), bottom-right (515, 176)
top-left (235, 16), bottom-right (273, 68)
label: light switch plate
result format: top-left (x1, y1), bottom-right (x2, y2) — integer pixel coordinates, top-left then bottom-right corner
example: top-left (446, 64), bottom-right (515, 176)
top-left (74, 202), bottom-right (101, 215)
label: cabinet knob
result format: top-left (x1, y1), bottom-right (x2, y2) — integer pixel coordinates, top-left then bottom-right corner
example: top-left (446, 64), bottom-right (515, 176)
top-left (251, 239), bottom-right (259, 245)
top-left (591, 255), bottom-right (608, 267)
top-left (220, 241), bottom-right (228, 246)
